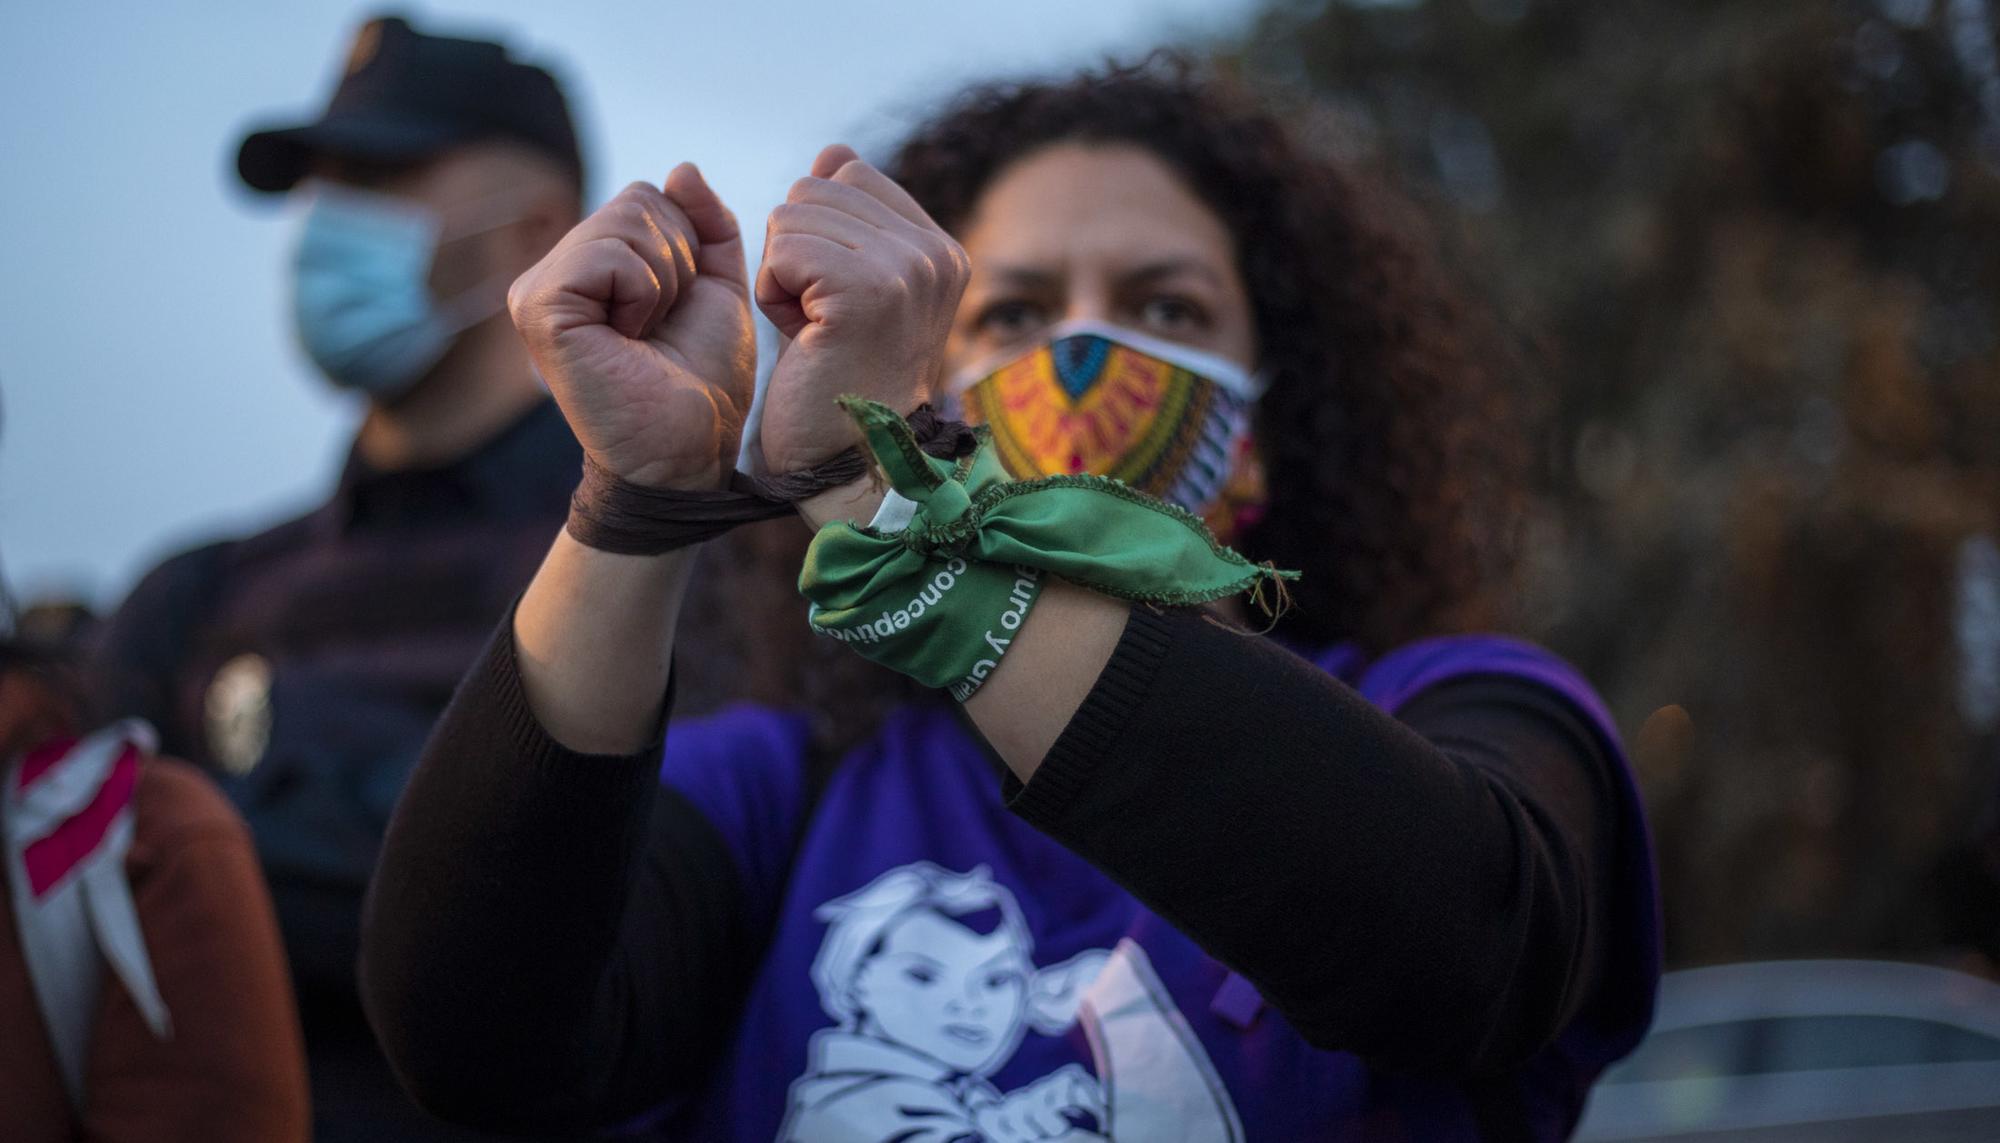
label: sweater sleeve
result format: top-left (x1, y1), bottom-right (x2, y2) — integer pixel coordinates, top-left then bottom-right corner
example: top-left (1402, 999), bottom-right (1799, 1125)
top-left (1005, 606), bottom-right (1632, 1076)
top-left (358, 614), bottom-right (760, 1134)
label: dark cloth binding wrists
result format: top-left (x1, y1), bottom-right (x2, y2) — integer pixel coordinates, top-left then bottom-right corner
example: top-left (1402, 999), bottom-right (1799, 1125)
top-left (563, 405), bottom-right (978, 555)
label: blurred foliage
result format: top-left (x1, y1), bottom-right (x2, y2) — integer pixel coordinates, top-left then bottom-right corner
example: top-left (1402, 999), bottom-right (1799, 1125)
top-left (1218, 0), bottom-right (2000, 966)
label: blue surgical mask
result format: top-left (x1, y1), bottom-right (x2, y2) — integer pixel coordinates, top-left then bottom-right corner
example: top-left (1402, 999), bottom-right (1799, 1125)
top-left (290, 187), bottom-right (511, 397)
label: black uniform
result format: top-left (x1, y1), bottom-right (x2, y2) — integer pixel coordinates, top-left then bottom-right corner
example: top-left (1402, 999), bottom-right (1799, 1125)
top-left (91, 399), bottom-right (580, 1141)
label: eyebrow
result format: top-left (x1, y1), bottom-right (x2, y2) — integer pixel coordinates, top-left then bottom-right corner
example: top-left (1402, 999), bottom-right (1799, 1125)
top-left (977, 257), bottom-right (1226, 291)
top-left (1121, 258), bottom-right (1227, 289)
top-left (979, 264), bottom-right (1062, 291)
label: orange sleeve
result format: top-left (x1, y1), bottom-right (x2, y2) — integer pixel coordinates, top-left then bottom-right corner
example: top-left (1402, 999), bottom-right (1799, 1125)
top-left (80, 760), bottom-right (310, 1143)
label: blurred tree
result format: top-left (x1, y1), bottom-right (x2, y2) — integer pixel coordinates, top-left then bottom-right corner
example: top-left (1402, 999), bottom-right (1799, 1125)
top-left (1219, 0), bottom-right (2000, 967)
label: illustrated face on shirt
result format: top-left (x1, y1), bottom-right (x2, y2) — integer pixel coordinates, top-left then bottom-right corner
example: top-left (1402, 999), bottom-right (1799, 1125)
top-left (850, 907), bottom-right (1031, 1075)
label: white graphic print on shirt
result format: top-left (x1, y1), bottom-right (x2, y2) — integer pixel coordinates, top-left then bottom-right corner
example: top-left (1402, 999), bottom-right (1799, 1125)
top-left (777, 861), bottom-right (1243, 1142)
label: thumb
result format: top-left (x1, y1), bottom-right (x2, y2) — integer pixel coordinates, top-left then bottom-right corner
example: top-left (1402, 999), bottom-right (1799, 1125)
top-left (664, 162), bottom-right (747, 289)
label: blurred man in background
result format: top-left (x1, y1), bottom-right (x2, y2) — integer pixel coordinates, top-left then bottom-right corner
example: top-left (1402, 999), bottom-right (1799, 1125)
top-left (90, 15), bottom-right (586, 1139)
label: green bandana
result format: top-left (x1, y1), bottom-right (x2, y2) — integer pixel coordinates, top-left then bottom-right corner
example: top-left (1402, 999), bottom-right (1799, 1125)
top-left (799, 397), bottom-right (1298, 699)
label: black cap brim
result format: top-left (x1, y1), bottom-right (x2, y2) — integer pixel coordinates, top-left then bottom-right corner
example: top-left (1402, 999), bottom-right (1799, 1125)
top-left (236, 113), bottom-right (471, 193)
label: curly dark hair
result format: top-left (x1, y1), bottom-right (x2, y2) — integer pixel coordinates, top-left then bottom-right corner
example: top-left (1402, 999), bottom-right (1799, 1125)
top-left (888, 55), bottom-right (1526, 652)
top-left (675, 55), bottom-right (1528, 744)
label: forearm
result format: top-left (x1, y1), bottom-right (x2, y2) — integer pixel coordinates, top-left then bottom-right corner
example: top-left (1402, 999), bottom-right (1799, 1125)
top-left (361, 618), bottom-right (670, 1129)
top-left (514, 529), bottom-right (694, 754)
top-left (797, 480), bottom-right (1125, 779)
top-left (1002, 607), bottom-right (1613, 1075)
top-left (961, 579), bottom-right (1124, 776)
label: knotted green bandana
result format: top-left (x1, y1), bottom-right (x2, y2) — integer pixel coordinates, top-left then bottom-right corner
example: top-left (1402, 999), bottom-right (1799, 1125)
top-left (800, 397), bottom-right (1299, 700)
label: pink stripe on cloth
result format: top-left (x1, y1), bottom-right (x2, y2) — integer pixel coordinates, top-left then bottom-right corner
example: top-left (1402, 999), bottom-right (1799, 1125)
top-left (22, 745), bottom-right (139, 898)
top-left (16, 736), bottom-right (80, 792)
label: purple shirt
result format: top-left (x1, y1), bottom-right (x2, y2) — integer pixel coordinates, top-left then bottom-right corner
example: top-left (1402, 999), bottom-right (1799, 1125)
top-left (650, 635), bottom-right (1659, 1141)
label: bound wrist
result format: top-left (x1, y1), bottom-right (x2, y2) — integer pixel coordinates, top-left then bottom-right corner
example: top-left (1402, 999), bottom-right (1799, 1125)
top-left (798, 474), bottom-right (888, 530)
top-left (797, 398), bottom-right (1297, 701)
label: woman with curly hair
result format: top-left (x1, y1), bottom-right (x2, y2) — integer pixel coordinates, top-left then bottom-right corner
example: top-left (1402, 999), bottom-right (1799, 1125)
top-left (360, 59), bottom-right (1659, 1141)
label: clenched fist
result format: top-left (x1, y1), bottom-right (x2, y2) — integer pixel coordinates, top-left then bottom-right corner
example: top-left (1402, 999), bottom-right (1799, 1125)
top-left (754, 144), bottom-right (970, 473)
top-left (507, 163), bottom-right (756, 490)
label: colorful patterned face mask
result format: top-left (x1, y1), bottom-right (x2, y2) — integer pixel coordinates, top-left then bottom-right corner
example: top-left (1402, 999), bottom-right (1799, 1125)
top-left (944, 321), bottom-right (1271, 544)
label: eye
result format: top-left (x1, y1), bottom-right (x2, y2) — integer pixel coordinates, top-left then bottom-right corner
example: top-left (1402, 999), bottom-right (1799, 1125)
top-left (904, 965), bottom-right (939, 985)
top-left (1138, 295), bottom-right (1208, 334)
top-left (973, 298), bottom-right (1049, 340)
top-left (982, 970), bottom-right (1022, 992)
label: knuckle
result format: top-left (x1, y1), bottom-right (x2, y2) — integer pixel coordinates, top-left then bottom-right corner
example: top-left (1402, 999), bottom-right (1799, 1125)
top-left (785, 176), bottom-right (823, 204)
top-left (605, 184), bottom-right (653, 216)
top-left (663, 229), bottom-right (695, 269)
top-left (763, 231), bottom-right (801, 262)
top-left (919, 227), bottom-right (960, 259)
top-left (942, 238), bottom-right (971, 277)
top-left (506, 281), bottom-right (552, 336)
top-left (858, 272), bottom-right (908, 305)
top-left (903, 244), bottom-right (942, 282)
top-left (613, 199), bottom-right (655, 232)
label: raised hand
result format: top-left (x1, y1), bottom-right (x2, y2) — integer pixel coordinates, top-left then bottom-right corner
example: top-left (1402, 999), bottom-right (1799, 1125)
top-left (754, 144), bottom-right (970, 473)
top-left (507, 163), bottom-right (756, 490)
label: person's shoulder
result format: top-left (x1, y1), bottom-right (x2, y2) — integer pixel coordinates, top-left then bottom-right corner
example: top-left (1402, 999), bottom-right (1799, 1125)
top-left (115, 539), bottom-right (237, 615)
top-left (1355, 633), bottom-right (1616, 732)
top-left (128, 756), bottom-right (251, 853)
top-left (112, 505), bottom-right (326, 620)
top-left (93, 540), bottom-right (247, 673)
